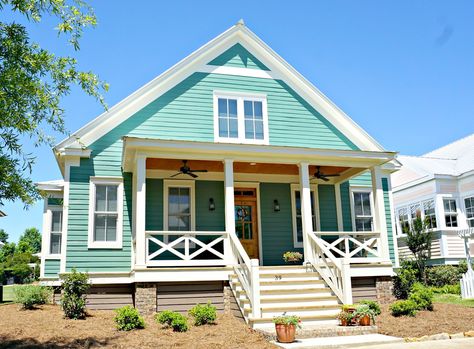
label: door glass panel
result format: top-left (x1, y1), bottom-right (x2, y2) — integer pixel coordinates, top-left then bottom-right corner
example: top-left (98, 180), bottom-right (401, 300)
top-left (235, 205), bottom-right (253, 240)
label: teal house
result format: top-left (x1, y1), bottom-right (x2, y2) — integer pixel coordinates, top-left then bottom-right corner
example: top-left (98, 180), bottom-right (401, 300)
top-left (38, 21), bottom-right (400, 328)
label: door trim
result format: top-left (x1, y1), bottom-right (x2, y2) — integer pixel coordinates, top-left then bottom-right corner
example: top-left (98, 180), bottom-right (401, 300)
top-left (235, 182), bottom-right (262, 265)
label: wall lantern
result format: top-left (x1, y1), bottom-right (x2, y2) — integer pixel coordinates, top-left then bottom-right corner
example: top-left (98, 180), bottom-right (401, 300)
top-left (209, 198), bottom-right (215, 211)
top-left (273, 199), bottom-right (280, 212)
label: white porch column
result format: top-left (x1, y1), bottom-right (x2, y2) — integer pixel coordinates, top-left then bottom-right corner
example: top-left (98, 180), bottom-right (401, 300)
top-left (224, 159), bottom-right (235, 235)
top-left (371, 166), bottom-right (390, 261)
top-left (135, 155), bottom-right (147, 267)
top-left (299, 162), bottom-right (313, 262)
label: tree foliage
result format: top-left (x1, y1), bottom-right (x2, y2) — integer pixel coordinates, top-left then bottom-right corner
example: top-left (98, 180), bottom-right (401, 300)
top-left (17, 227), bottom-right (41, 254)
top-left (0, 228), bottom-right (8, 243)
top-left (403, 215), bottom-right (433, 283)
top-left (0, 0), bottom-right (108, 206)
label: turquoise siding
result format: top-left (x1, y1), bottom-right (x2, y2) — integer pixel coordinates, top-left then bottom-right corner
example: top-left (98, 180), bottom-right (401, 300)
top-left (146, 179), bottom-right (163, 231)
top-left (208, 43), bottom-right (270, 70)
top-left (195, 181), bottom-right (225, 231)
top-left (43, 259), bottom-right (60, 278)
top-left (382, 178), bottom-right (396, 263)
top-left (318, 185), bottom-right (338, 231)
top-left (260, 183), bottom-right (302, 265)
top-left (350, 171), bottom-right (372, 186)
top-left (340, 182), bottom-right (353, 231)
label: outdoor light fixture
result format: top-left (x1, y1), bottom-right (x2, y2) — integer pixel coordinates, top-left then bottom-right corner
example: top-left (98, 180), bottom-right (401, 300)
top-left (273, 199), bottom-right (280, 212)
top-left (209, 198), bottom-right (215, 211)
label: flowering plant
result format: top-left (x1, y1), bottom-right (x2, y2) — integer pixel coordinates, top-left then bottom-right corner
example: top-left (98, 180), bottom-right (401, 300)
top-left (282, 251), bottom-right (303, 263)
top-left (273, 313), bottom-right (302, 329)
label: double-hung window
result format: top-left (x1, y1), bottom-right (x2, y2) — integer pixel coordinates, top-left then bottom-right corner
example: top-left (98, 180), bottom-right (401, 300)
top-left (164, 181), bottom-right (195, 244)
top-left (423, 200), bottom-right (437, 229)
top-left (443, 198), bottom-right (458, 228)
top-left (49, 209), bottom-right (62, 255)
top-left (291, 187), bottom-right (317, 247)
top-left (398, 207), bottom-right (410, 234)
top-left (214, 93), bottom-right (268, 144)
top-left (353, 191), bottom-right (373, 232)
top-left (464, 196), bottom-right (474, 228)
top-left (88, 178), bottom-right (123, 249)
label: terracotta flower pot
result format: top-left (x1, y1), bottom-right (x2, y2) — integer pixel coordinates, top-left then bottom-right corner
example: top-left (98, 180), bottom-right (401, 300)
top-left (340, 318), bottom-right (349, 326)
top-left (358, 315), bottom-right (371, 326)
top-left (275, 324), bottom-right (296, 343)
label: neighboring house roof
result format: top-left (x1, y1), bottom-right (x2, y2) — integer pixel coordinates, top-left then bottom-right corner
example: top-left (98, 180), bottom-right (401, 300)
top-left (54, 20), bottom-right (387, 163)
top-left (36, 179), bottom-right (65, 192)
top-left (392, 133), bottom-right (474, 190)
top-left (0, 210), bottom-right (6, 217)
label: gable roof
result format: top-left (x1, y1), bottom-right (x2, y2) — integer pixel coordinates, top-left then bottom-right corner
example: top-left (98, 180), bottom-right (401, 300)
top-left (55, 20), bottom-right (386, 154)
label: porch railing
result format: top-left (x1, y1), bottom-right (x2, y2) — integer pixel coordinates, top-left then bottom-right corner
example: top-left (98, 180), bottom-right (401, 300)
top-left (145, 231), bottom-right (228, 267)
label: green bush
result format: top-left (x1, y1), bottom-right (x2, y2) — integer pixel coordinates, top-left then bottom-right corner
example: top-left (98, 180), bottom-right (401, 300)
top-left (359, 300), bottom-right (381, 316)
top-left (393, 260), bottom-right (418, 299)
top-left (408, 283), bottom-right (433, 311)
top-left (429, 284), bottom-right (461, 295)
top-left (114, 306), bottom-right (145, 331)
top-left (155, 310), bottom-right (189, 332)
top-left (61, 268), bottom-right (90, 319)
top-left (425, 265), bottom-right (462, 287)
top-left (188, 302), bottom-right (217, 326)
top-left (14, 285), bottom-right (51, 309)
top-left (389, 300), bottom-right (418, 317)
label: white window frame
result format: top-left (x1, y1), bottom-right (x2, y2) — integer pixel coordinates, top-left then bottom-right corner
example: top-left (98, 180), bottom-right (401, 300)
top-left (395, 198), bottom-right (437, 236)
top-left (88, 177), bottom-right (124, 249)
top-left (163, 180), bottom-right (196, 245)
top-left (44, 205), bottom-right (63, 258)
top-left (290, 184), bottom-right (318, 248)
top-left (463, 195), bottom-right (474, 228)
top-left (350, 188), bottom-right (374, 232)
top-left (213, 91), bottom-right (269, 145)
top-left (443, 197), bottom-right (459, 228)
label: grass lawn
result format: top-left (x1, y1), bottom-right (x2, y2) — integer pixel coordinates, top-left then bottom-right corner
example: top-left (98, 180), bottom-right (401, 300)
top-left (1, 285), bottom-right (16, 302)
top-left (433, 293), bottom-right (474, 307)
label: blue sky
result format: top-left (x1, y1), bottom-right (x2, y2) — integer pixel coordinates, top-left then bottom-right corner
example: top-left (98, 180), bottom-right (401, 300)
top-left (1, 1), bottom-right (473, 242)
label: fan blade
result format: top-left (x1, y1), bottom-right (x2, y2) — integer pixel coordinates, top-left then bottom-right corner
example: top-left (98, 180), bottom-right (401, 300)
top-left (322, 174), bottom-right (340, 177)
top-left (321, 176), bottom-right (330, 182)
top-left (190, 169), bottom-right (208, 173)
top-left (170, 172), bottom-right (182, 178)
top-left (188, 172), bottom-right (198, 178)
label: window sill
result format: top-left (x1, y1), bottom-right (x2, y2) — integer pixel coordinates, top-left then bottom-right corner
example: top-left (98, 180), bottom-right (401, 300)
top-left (44, 254), bottom-right (62, 260)
top-left (88, 241), bottom-right (123, 249)
top-left (214, 138), bottom-right (269, 146)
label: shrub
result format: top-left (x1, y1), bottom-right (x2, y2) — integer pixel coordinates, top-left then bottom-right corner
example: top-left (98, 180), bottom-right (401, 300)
top-left (430, 284), bottom-right (461, 295)
top-left (14, 285), bottom-right (51, 309)
top-left (425, 265), bottom-right (462, 287)
top-left (393, 260), bottom-right (418, 299)
top-left (61, 268), bottom-right (90, 319)
top-left (155, 310), bottom-right (176, 326)
top-left (408, 283), bottom-right (433, 311)
top-left (389, 300), bottom-right (418, 317)
top-left (359, 300), bottom-right (381, 316)
top-left (114, 306), bottom-right (145, 331)
top-left (155, 310), bottom-right (188, 332)
top-left (188, 302), bottom-right (217, 326)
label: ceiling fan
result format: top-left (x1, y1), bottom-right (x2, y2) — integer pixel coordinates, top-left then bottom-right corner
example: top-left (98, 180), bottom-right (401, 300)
top-left (312, 166), bottom-right (340, 182)
top-left (170, 160), bottom-right (208, 178)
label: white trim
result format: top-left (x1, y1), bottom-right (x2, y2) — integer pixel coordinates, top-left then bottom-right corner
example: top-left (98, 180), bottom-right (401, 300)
top-left (87, 177), bottom-right (124, 249)
top-left (290, 183), bottom-right (317, 248)
top-left (213, 92), bottom-right (269, 145)
top-left (349, 187), bottom-right (374, 232)
top-left (135, 155), bottom-right (146, 267)
top-left (462, 194), bottom-right (474, 228)
top-left (335, 183), bottom-right (343, 231)
top-left (199, 65), bottom-right (279, 79)
top-left (44, 206), bottom-right (63, 258)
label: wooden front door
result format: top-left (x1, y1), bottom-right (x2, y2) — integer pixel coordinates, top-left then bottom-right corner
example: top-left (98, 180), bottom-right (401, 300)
top-left (234, 188), bottom-right (259, 259)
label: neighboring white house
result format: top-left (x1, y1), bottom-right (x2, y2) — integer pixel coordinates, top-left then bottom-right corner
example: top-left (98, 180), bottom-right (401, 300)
top-left (392, 133), bottom-right (474, 265)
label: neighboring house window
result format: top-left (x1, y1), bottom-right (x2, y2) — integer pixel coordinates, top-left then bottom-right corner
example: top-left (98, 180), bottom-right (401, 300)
top-left (353, 191), bottom-right (373, 232)
top-left (443, 198), bottom-right (458, 228)
top-left (398, 207), bottom-right (410, 233)
top-left (214, 93), bottom-right (268, 144)
top-left (423, 200), bottom-right (437, 229)
top-left (410, 204), bottom-right (421, 221)
top-left (292, 189), bottom-right (317, 247)
top-left (465, 196), bottom-right (474, 228)
top-left (88, 178), bottom-right (123, 249)
top-left (50, 210), bottom-right (62, 255)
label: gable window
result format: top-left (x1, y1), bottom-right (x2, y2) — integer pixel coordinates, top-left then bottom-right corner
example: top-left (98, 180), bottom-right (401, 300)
top-left (465, 196), bottom-right (474, 228)
top-left (214, 92), bottom-right (268, 144)
top-left (291, 187), bottom-right (317, 247)
top-left (443, 198), bottom-right (458, 228)
top-left (88, 178), bottom-right (123, 249)
top-left (353, 191), bottom-right (373, 232)
top-left (50, 210), bottom-right (62, 255)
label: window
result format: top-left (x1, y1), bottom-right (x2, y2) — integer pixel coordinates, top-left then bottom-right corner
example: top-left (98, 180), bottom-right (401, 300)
top-left (353, 191), bottom-right (373, 232)
top-left (50, 210), bottom-right (62, 255)
top-left (465, 196), bottom-right (474, 228)
top-left (398, 207), bottom-right (410, 233)
top-left (88, 178), bottom-right (123, 249)
top-left (214, 93), bottom-right (268, 144)
top-left (164, 181), bottom-right (195, 244)
top-left (444, 199), bottom-right (458, 228)
top-left (423, 200), bottom-right (437, 229)
top-left (292, 189), bottom-right (317, 247)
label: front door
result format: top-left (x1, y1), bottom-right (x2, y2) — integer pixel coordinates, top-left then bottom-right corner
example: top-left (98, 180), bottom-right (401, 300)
top-left (234, 188), bottom-right (259, 259)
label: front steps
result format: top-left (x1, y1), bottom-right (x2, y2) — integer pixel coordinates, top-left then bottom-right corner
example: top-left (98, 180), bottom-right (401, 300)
top-left (229, 265), bottom-right (341, 329)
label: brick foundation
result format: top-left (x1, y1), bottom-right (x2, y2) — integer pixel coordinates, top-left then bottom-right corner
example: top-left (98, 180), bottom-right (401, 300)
top-left (135, 283), bottom-right (157, 314)
top-left (375, 276), bottom-right (395, 304)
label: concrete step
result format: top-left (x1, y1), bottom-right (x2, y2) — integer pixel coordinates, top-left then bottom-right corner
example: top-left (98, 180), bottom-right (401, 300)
top-left (249, 314), bottom-right (338, 329)
top-left (270, 334), bottom-right (403, 349)
top-left (241, 295), bottom-right (338, 305)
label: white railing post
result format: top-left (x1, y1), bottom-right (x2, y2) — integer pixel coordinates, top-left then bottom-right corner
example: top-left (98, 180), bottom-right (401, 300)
top-left (299, 162), bottom-right (313, 262)
top-left (371, 166), bottom-right (390, 261)
top-left (224, 159), bottom-right (235, 235)
top-left (250, 258), bottom-right (261, 319)
top-left (341, 259), bottom-right (353, 305)
top-left (135, 154), bottom-right (146, 268)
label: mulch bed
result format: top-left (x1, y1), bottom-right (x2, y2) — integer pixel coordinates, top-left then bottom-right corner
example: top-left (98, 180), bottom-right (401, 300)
top-left (376, 303), bottom-right (474, 338)
top-left (0, 304), bottom-right (277, 349)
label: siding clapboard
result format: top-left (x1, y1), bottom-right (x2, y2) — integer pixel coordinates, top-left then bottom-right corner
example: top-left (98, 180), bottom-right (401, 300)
top-left (339, 182), bottom-right (353, 231)
top-left (351, 277), bottom-right (377, 302)
top-left (208, 43), bottom-right (270, 70)
top-left (382, 178), bottom-right (396, 263)
top-left (43, 259), bottom-right (60, 278)
top-left (86, 284), bottom-right (134, 310)
top-left (318, 185), bottom-right (338, 231)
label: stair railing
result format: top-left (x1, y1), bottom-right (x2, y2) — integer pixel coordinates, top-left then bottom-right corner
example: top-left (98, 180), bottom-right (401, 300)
top-left (228, 232), bottom-right (261, 318)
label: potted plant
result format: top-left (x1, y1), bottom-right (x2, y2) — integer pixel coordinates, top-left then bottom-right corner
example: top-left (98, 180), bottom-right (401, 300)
top-left (273, 313), bottom-right (302, 343)
top-left (337, 310), bottom-right (353, 326)
top-left (282, 251), bottom-right (303, 264)
top-left (353, 304), bottom-right (376, 326)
